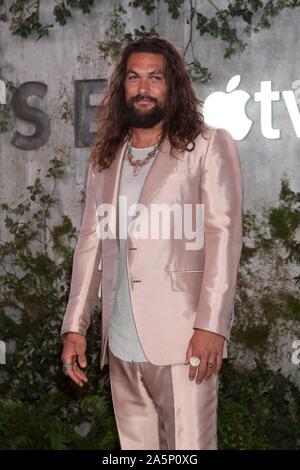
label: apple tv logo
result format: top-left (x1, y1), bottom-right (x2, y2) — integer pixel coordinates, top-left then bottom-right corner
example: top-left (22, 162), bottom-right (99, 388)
top-left (204, 75), bottom-right (300, 140)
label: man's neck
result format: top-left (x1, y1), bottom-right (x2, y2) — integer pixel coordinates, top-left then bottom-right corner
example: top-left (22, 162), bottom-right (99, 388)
top-left (129, 124), bottom-right (163, 148)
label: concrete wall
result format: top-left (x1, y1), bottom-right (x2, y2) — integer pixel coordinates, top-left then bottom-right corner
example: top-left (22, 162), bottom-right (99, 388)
top-left (0, 0), bottom-right (299, 384)
top-left (1, 0), bottom-right (299, 224)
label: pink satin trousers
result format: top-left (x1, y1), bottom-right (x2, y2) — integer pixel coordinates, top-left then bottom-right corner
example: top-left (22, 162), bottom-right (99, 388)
top-left (108, 347), bottom-right (219, 450)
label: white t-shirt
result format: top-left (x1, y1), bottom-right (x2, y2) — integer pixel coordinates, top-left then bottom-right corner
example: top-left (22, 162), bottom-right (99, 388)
top-left (108, 143), bottom-right (158, 362)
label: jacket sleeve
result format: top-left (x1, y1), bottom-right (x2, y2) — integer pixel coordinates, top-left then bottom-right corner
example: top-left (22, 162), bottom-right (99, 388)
top-left (60, 162), bottom-right (102, 337)
top-left (193, 128), bottom-right (243, 339)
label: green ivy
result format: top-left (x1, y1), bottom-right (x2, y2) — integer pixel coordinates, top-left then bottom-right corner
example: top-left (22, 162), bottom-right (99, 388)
top-left (219, 360), bottom-right (300, 450)
top-left (0, 158), bottom-right (119, 450)
top-left (0, 0), bottom-right (95, 40)
top-left (232, 176), bottom-right (300, 365)
top-left (1, 1), bottom-right (300, 81)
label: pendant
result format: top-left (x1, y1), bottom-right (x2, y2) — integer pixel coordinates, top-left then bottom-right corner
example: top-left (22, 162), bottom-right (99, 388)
top-left (133, 165), bottom-right (140, 176)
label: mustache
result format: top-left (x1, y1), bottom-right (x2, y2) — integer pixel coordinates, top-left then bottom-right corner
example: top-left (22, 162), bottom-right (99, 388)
top-left (130, 95), bottom-right (157, 103)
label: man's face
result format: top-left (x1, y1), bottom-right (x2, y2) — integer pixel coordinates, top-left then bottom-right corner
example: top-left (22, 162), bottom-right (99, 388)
top-left (124, 52), bottom-right (168, 129)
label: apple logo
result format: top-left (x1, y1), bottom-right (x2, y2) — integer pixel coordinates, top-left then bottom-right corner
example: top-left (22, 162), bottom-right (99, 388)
top-left (203, 75), bottom-right (253, 140)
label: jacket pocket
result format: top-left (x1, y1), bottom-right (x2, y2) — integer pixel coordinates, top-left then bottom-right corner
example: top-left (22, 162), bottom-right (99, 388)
top-left (169, 270), bottom-right (204, 291)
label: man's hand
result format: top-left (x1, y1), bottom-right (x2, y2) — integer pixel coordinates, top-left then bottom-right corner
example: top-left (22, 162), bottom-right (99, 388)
top-left (184, 329), bottom-right (225, 384)
top-left (61, 332), bottom-right (88, 387)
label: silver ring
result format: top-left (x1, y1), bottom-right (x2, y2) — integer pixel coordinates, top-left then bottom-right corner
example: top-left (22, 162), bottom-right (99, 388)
top-left (189, 356), bottom-right (201, 367)
top-left (62, 363), bottom-right (72, 375)
top-left (207, 362), bottom-right (214, 368)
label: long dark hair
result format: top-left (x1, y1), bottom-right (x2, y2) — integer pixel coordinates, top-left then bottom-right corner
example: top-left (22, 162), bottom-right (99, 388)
top-left (90, 37), bottom-right (206, 172)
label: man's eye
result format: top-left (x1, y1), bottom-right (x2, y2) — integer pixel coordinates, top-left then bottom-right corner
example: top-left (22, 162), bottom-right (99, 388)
top-left (128, 76), bottom-right (137, 80)
top-left (152, 76), bottom-right (161, 80)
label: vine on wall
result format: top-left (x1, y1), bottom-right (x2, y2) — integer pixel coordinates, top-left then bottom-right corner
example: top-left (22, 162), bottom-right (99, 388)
top-left (1, 0), bottom-right (300, 81)
top-left (1, 1), bottom-right (300, 131)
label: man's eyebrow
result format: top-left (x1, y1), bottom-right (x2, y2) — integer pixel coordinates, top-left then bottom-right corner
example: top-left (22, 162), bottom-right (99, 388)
top-left (126, 69), bottom-right (164, 76)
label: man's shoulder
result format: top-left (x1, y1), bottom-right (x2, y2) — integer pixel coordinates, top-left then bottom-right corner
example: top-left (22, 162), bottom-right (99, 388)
top-left (195, 123), bottom-right (234, 144)
top-left (188, 124), bottom-right (236, 166)
top-left (191, 123), bottom-right (216, 155)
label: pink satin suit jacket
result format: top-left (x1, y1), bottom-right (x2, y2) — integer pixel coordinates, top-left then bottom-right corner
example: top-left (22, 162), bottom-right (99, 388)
top-left (61, 123), bottom-right (243, 370)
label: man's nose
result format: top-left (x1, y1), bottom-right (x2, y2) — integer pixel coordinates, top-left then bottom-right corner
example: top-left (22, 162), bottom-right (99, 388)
top-left (137, 78), bottom-right (150, 94)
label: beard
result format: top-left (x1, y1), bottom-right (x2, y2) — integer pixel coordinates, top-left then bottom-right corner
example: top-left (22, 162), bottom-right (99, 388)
top-left (125, 95), bottom-right (165, 129)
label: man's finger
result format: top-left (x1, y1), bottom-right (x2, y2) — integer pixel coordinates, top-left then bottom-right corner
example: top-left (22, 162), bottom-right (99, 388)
top-left (61, 351), bottom-right (76, 367)
top-left (214, 353), bottom-right (223, 375)
top-left (195, 358), bottom-right (208, 384)
top-left (65, 365), bottom-right (85, 387)
top-left (184, 343), bottom-right (193, 365)
top-left (188, 364), bottom-right (199, 381)
top-left (73, 362), bottom-right (88, 382)
top-left (204, 356), bottom-right (216, 380)
top-left (61, 354), bottom-right (87, 386)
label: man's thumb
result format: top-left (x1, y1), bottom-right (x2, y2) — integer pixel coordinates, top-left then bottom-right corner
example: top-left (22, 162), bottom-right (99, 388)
top-left (78, 353), bottom-right (87, 368)
top-left (184, 344), bottom-right (192, 365)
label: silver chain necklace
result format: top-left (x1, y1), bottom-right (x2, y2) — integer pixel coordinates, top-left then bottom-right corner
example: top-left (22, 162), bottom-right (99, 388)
top-left (126, 142), bottom-right (160, 176)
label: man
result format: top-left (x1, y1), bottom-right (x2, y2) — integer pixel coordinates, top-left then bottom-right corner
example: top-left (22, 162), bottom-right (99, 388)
top-left (61, 37), bottom-right (243, 450)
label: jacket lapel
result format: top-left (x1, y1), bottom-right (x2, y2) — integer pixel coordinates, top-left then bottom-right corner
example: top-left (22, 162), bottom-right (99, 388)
top-left (102, 135), bottom-right (183, 248)
top-left (102, 138), bottom-right (128, 244)
top-left (137, 136), bottom-right (183, 207)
